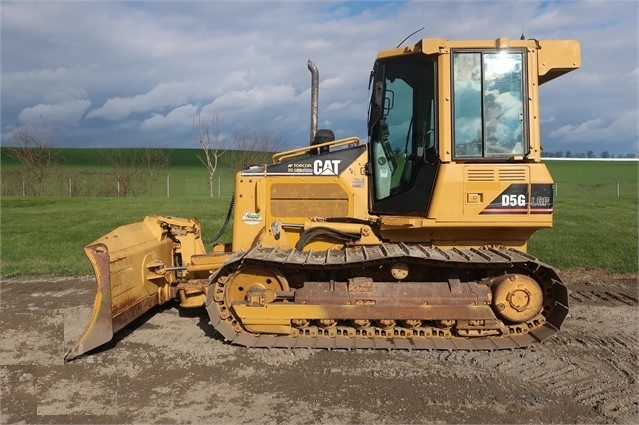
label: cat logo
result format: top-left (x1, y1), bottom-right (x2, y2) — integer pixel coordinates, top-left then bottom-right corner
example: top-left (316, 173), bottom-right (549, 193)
top-left (313, 159), bottom-right (341, 176)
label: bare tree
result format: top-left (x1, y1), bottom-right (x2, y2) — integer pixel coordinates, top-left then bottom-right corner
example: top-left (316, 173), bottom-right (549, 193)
top-left (194, 112), bottom-right (226, 198)
top-left (138, 147), bottom-right (171, 195)
top-left (102, 149), bottom-right (139, 197)
top-left (6, 125), bottom-right (60, 196)
top-left (102, 147), bottom-right (170, 197)
top-left (228, 123), bottom-right (286, 172)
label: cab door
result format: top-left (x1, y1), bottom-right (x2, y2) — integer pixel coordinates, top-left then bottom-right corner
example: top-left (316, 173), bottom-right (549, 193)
top-left (368, 55), bottom-right (439, 215)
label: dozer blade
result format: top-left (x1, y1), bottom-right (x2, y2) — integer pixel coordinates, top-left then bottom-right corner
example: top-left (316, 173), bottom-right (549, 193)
top-left (65, 217), bottom-right (182, 361)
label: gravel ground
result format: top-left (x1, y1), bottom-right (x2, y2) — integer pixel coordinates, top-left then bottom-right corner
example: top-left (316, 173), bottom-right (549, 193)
top-left (1, 270), bottom-right (637, 424)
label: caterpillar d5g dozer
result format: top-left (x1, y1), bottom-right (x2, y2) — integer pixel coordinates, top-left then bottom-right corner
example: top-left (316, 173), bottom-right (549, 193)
top-left (66, 36), bottom-right (581, 360)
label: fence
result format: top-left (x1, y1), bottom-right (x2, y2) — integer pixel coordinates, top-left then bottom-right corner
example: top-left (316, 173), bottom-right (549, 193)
top-left (0, 169), bottom-right (234, 199)
top-left (553, 181), bottom-right (637, 200)
top-left (1, 159), bottom-right (636, 201)
top-left (1, 171), bottom-right (635, 201)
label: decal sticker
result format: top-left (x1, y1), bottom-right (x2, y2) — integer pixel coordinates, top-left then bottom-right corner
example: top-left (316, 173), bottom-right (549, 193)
top-left (283, 159), bottom-right (343, 175)
top-left (242, 145), bottom-right (365, 177)
top-left (352, 178), bottom-right (365, 188)
top-left (530, 184), bottom-right (554, 214)
top-left (313, 159), bottom-right (342, 176)
top-left (241, 211), bottom-right (262, 225)
top-left (480, 184), bottom-right (528, 214)
top-left (287, 163), bottom-right (314, 174)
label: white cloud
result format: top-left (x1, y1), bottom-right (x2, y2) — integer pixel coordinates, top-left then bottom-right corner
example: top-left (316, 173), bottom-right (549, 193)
top-left (326, 100), bottom-right (354, 112)
top-left (210, 85), bottom-right (300, 112)
top-left (549, 109), bottom-right (638, 146)
top-left (549, 118), bottom-right (604, 142)
top-left (141, 104), bottom-right (198, 132)
top-left (18, 99), bottom-right (91, 126)
top-left (1, 1), bottom-right (637, 154)
top-left (86, 81), bottom-right (209, 121)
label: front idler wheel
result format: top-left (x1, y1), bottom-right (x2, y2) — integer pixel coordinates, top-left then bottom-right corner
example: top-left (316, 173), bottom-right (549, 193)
top-left (491, 274), bottom-right (543, 323)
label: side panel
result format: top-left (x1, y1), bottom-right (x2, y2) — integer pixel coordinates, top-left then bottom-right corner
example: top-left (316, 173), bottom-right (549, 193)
top-left (378, 162), bottom-right (555, 249)
top-left (428, 162), bottom-right (554, 224)
top-left (232, 173), bottom-right (268, 251)
top-left (232, 146), bottom-right (371, 252)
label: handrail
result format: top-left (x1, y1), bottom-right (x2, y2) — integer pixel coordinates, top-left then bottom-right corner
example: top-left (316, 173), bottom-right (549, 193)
top-left (272, 136), bottom-right (362, 163)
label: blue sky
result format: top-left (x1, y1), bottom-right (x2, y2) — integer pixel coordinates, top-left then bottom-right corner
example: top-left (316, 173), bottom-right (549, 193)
top-left (1, 0), bottom-right (637, 156)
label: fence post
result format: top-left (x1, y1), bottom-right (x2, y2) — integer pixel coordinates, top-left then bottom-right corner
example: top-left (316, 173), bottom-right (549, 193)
top-left (616, 179), bottom-right (620, 198)
top-left (22, 176), bottom-right (26, 197)
top-left (69, 177), bottom-right (72, 197)
top-left (167, 174), bottom-right (170, 198)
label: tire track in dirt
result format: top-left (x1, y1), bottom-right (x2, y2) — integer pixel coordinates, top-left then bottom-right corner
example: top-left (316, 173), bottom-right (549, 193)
top-left (569, 288), bottom-right (638, 306)
top-left (1, 273), bottom-right (637, 424)
top-left (519, 276), bottom-right (637, 423)
top-left (399, 274), bottom-right (639, 423)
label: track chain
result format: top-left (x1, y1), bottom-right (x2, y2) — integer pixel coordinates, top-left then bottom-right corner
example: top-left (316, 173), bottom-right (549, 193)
top-left (205, 244), bottom-right (569, 350)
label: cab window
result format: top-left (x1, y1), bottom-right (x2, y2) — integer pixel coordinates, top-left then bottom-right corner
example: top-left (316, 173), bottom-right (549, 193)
top-left (452, 50), bottom-right (526, 159)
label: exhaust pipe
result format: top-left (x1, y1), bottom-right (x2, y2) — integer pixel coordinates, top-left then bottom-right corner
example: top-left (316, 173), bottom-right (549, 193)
top-left (308, 60), bottom-right (318, 145)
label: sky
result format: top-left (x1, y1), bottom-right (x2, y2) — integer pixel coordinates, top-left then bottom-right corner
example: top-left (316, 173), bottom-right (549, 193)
top-left (1, 0), bottom-right (638, 156)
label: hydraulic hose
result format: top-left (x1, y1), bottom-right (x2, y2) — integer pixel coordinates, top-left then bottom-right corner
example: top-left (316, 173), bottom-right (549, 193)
top-left (203, 193), bottom-right (234, 244)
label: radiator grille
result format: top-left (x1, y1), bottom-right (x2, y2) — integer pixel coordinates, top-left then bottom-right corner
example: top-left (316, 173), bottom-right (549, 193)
top-left (499, 168), bottom-right (528, 181)
top-left (466, 169), bottom-right (496, 182)
top-left (465, 167), bottom-right (528, 182)
top-left (270, 183), bottom-right (348, 217)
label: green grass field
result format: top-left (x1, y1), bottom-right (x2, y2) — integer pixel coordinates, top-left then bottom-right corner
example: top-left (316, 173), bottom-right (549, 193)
top-left (1, 151), bottom-right (637, 277)
top-left (527, 160), bottom-right (638, 273)
top-left (0, 196), bottom-right (235, 277)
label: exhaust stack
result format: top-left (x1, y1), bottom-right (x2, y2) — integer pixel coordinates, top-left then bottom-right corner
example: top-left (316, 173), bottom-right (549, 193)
top-left (307, 60), bottom-right (318, 145)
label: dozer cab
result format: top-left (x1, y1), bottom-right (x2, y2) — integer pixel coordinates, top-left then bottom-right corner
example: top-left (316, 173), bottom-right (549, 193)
top-left (67, 36), bottom-right (581, 360)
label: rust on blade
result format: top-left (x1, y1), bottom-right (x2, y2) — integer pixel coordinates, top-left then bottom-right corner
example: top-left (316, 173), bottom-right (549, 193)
top-left (65, 243), bottom-right (114, 361)
top-left (65, 216), bottom-right (209, 361)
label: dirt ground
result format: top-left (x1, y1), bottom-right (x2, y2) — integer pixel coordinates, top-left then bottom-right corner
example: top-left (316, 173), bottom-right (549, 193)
top-left (1, 270), bottom-right (637, 424)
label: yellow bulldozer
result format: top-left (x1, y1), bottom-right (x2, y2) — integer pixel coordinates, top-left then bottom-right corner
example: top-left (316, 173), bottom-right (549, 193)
top-left (66, 36), bottom-right (581, 360)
